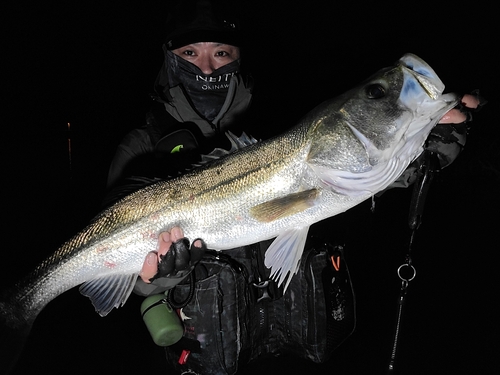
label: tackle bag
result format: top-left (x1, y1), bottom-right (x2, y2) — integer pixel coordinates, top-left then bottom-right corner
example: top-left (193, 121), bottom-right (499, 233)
top-left (161, 238), bottom-right (356, 375)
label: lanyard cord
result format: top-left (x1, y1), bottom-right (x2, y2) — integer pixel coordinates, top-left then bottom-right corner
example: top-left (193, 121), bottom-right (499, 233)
top-left (387, 150), bottom-right (439, 373)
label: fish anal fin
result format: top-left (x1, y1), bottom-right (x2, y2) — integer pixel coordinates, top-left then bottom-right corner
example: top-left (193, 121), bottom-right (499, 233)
top-left (250, 189), bottom-right (319, 223)
top-left (264, 226), bottom-right (310, 291)
top-left (79, 273), bottom-right (138, 317)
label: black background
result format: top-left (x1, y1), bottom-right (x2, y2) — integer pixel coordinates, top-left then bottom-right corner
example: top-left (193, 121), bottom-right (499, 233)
top-left (2, 1), bottom-right (499, 374)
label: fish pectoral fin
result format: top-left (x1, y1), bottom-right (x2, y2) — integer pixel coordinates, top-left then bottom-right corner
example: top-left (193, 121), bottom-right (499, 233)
top-left (264, 226), bottom-right (310, 291)
top-left (79, 273), bottom-right (139, 317)
top-left (250, 189), bottom-right (319, 223)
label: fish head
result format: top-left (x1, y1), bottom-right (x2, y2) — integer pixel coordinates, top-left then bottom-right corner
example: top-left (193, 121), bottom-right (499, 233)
top-left (306, 53), bottom-right (459, 196)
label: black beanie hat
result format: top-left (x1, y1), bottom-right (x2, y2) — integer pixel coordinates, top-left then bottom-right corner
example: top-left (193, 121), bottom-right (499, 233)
top-left (164, 0), bottom-right (242, 50)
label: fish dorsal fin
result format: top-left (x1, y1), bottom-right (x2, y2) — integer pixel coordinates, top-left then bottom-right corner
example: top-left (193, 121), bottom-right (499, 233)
top-left (250, 189), bottom-right (319, 223)
top-left (264, 226), bottom-right (310, 291)
top-left (194, 131), bottom-right (258, 166)
top-left (79, 273), bottom-right (138, 317)
top-left (226, 130), bottom-right (259, 150)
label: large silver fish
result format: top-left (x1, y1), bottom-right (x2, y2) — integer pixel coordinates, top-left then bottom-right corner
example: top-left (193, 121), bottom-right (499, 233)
top-left (0, 53), bottom-right (458, 372)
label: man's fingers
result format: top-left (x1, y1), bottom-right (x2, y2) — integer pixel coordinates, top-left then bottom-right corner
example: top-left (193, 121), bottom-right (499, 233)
top-left (190, 239), bottom-right (207, 263)
top-left (438, 108), bottom-right (466, 124)
top-left (438, 93), bottom-right (483, 124)
top-left (141, 227), bottom-right (198, 283)
top-left (157, 231), bottom-right (173, 257)
top-left (170, 227), bottom-right (184, 242)
top-left (140, 252), bottom-right (159, 283)
top-left (157, 247), bottom-right (177, 278)
top-left (172, 238), bottom-right (191, 271)
top-left (461, 93), bottom-right (480, 109)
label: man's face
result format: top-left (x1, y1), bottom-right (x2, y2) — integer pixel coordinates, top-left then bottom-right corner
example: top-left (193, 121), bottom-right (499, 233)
top-left (172, 42), bottom-right (240, 74)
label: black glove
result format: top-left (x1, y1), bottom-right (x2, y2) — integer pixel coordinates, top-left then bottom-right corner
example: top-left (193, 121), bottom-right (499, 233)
top-left (154, 238), bottom-right (205, 278)
top-left (134, 237), bottom-right (206, 296)
top-left (387, 90), bottom-right (487, 191)
top-left (425, 90), bottom-right (487, 169)
top-left (149, 237), bottom-right (206, 287)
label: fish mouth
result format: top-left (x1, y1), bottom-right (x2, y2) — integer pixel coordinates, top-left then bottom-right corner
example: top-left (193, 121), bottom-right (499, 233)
top-left (399, 53), bottom-right (445, 100)
top-left (398, 53), bottom-right (459, 113)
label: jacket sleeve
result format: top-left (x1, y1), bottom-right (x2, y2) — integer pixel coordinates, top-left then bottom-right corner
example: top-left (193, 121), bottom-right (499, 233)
top-left (106, 128), bottom-right (153, 190)
top-left (134, 278), bottom-right (171, 296)
top-left (389, 122), bottom-right (468, 189)
top-left (424, 122), bottom-right (467, 168)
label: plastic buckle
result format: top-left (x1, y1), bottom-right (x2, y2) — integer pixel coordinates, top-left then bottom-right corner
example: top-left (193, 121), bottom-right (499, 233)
top-left (252, 280), bottom-right (271, 303)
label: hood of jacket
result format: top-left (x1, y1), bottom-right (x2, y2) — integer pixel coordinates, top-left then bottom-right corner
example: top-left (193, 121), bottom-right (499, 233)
top-left (152, 46), bottom-right (253, 137)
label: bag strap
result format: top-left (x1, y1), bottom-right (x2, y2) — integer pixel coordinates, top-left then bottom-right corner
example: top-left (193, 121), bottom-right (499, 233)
top-left (166, 273), bottom-right (196, 309)
top-left (250, 242), bottom-right (283, 302)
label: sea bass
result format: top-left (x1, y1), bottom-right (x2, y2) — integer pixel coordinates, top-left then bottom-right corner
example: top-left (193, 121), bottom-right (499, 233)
top-left (0, 53), bottom-right (457, 372)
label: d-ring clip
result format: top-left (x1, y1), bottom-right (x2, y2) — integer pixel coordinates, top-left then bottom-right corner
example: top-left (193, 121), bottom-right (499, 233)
top-left (397, 263), bottom-right (416, 282)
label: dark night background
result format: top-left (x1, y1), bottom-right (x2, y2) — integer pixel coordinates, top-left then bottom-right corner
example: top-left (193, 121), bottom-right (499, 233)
top-left (1, 1), bottom-right (499, 374)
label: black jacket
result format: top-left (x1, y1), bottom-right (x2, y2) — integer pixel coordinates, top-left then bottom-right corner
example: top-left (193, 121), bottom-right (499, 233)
top-left (106, 72), bottom-right (254, 193)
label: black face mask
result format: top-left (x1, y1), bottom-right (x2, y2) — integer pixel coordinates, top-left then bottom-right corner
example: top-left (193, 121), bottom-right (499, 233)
top-left (166, 50), bottom-right (240, 121)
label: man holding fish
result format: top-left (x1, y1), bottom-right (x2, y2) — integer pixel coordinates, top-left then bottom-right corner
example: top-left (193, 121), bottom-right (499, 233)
top-left (0, 1), bottom-right (485, 375)
top-left (100, 0), bottom-right (486, 373)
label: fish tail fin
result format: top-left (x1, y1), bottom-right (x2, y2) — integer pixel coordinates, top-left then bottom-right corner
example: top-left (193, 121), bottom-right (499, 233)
top-left (0, 299), bottom-right (33, 375)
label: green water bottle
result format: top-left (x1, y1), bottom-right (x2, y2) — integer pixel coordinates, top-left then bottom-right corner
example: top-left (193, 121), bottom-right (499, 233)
top-left (140, 294), bottom-right (184, 346)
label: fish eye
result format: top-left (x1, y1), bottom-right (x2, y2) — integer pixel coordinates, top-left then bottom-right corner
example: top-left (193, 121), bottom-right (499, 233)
top-left (365, 84), bottom-right (386, 99)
